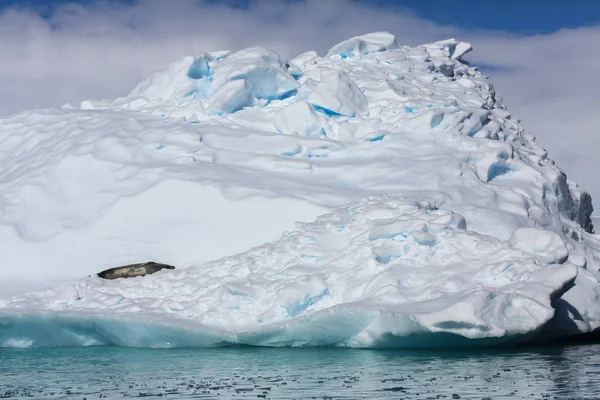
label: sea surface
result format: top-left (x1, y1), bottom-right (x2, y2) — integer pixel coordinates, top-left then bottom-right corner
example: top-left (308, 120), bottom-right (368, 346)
top-left (1, 343), bottom-right (600, 399)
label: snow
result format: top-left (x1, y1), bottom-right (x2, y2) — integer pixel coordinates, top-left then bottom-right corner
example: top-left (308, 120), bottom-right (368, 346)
top-left (1, 32), bottom-right (599, 348)
top-left (509, 228), bottom-right (569, 265)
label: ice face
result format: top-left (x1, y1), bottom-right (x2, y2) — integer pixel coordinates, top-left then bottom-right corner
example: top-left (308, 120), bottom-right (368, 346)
top-left (238, 68), bottom-right (299, 101)
top-left (306, 70), bottom-right (368, 117)
top-left (273, 101), bottom-right (324, 136)
top-left (327, 31), bottom-right (399, 58)
top-left (0, 31), bottom-right (598, 348)
top-left (207, 79), bottom-right (254, 114)
top-left (188, 54), bottom-right (212, 80)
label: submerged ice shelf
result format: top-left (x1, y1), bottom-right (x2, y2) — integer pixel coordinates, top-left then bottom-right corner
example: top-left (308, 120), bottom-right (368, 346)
top-left (0, 32), bottom-right (599, 348)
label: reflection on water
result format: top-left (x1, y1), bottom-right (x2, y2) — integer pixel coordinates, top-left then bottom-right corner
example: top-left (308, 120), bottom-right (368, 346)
top-left (1, 344), bottom-right (600, 399)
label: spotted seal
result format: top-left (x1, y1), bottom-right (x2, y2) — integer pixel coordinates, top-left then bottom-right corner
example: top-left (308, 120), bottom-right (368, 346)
top-left (97, 262), bottom-right (175, 280)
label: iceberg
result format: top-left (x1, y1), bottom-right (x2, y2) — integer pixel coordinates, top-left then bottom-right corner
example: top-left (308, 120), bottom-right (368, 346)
top-left (0, 32), bottom-right (599, 348)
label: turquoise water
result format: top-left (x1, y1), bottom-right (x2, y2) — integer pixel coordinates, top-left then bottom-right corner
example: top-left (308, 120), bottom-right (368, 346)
top-left (2, 344), bottom-right (600, 399)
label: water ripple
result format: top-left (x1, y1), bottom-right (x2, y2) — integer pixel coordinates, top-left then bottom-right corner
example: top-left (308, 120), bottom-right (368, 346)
top-left (1, 344), bottom-right (600, 399)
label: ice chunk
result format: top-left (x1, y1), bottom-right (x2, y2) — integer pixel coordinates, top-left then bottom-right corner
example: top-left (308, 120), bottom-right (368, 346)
top-left (451, 42), bottom-right (473, 61)
top-left (196, 47), bottom-right (300, 101)
top-left (274, 101), bottom-right (323, 136)
top-left (210, 47), bottom-right (288, 87)
top-left (509, 228), bottom-right (569, 265)
top-left (431, 39), bottom-right (473, 61)
top-left (289, 50), bottom-right (318, 74)
top-left (188, 54), bottom-right (212, 79)
top-left (327, 31), bottom-right (399, 57)
top-left (207, 79), bottom-right (253, 114)
top-left (412, 228), bottom-right (436, 246)
top-left (307, 71), bottom-right (368, 116)
top-left (239, 68), bottom-right (299, 100)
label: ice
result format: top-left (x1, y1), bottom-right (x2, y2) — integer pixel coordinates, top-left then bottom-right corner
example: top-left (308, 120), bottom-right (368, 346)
top-left (0, 309), bottom-right (540, 348)
top-left (274, 101), bottom-right (324, 137)
top-left (1, 32), bottom-right (599, 348)
top-left (239, 68), bottom-right (299, 100)
top-left (188, 54), bottom-right (212, 79)
top-left (289, 50), bottom-right (318, 75)
top-left (307, 71), bottom-right (368, 116)
top-left (327, 32), bottom-right (399, 58)
top-left (0, 313), bottom-right (229, 348)
top-left (487, 162), bottom-right (512, 182)
top-left (430, 39), bottom-right (473, 61)
top-left (207, 79), bottom-right (253, 114)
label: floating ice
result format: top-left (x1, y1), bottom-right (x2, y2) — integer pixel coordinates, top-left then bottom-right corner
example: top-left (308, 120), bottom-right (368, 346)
top-left (0, 32), bottom-right (598, 348)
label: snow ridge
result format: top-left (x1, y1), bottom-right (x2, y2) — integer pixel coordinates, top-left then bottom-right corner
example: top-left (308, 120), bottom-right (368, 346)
top-left (0, 32), bottom-right (598, 348)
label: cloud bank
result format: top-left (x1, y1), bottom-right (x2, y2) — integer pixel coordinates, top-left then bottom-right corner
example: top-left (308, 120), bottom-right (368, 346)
top-left (1, 0), bottom-right (599, 209)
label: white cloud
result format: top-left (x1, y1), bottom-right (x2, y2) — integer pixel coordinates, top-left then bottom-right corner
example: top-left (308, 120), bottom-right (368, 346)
top-left (0, 0), bottom-right (599, 210)
top-left (0, 0), bottom-right (452, 115)
top-left (463, 27), bottom-right (600, 208)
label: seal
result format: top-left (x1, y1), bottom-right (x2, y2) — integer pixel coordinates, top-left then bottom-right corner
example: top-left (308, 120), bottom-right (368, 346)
top-left (97, 262), bottom-right (175, 280)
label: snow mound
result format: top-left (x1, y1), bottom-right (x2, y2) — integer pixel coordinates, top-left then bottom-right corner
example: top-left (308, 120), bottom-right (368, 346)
top-left (1, 32), bottom-right (599, 348)
top-left (509, 228), bottom-right (569, 265)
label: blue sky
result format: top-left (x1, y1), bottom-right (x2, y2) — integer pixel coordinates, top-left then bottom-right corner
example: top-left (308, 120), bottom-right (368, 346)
top-left (361, 0), bottom-right (600, 34)
top-left (0, 0), bottom-right (599, 205)
top-left (2, 0), bottom-right (599, 34)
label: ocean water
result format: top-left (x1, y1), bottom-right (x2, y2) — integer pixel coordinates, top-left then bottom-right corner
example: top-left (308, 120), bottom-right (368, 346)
top-left (1, 344), bottom-right (600, 399)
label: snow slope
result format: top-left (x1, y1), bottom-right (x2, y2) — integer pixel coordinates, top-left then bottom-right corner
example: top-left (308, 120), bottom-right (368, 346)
top-left (1, 32), bottom-right (599, 348)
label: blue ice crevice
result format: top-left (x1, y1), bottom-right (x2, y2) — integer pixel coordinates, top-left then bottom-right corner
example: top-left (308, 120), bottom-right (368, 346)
top-left (282, 147), bottom-right (302, 157)
top-left (366, 133), bottom-right (386, 142)
top-left (487, 162), bottom-right (512, 182)
top-left (431, 113), bottom-right (444, 128)
top-left (188, 54), bottom-right (212, 80)
top-left (311, 105), bottom-right (343, 117)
